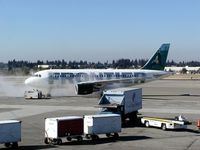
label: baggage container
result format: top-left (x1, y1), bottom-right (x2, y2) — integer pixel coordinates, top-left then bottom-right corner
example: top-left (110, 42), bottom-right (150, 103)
top-left (84, 114), bottom-right (121, 140)
top-left (45, 116), bottom-right (83, 144)
top-left (0, 120), bottom-right (21, 148)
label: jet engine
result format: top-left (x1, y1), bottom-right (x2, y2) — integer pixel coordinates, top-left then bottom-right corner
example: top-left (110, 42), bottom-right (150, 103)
top-left (75, 83), bottom-right (95, 95)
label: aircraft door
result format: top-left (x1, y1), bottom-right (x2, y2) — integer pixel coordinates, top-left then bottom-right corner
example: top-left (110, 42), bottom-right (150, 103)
top-left (48, 72), bottom-right (54, 84)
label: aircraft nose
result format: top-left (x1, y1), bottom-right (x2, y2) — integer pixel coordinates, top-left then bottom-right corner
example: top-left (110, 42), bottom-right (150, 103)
top-left (25, 77), bottom-right (33, 86)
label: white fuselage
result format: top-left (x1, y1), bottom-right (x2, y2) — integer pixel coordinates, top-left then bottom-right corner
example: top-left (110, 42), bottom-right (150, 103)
top-left (25, 69), bottom-right (169, 91)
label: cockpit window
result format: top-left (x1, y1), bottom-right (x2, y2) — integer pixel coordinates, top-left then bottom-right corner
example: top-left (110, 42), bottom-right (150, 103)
top-left (33, 74), bottom-right (42, 77)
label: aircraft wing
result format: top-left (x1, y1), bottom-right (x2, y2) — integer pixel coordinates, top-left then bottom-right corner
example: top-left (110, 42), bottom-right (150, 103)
top-left (76, 78), bottom-right (135, 95)
top-left (78, 78), bottom-right (134, 85)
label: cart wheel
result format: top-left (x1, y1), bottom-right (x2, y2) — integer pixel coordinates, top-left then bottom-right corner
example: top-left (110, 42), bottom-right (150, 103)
top-left (162, 123), bottom-right (167, 131)
top-left (77, 136), bottom-right (83, 141)
top-left (145, 121), bottom-right (150, 127)
top-left (12, 142), bottom-right (18, 148)
top-left (91, 135), bottom-right (99, 140)
top-left (113, 133), bottom-right (119, 139)
top-left (85, 134), bottom-right (90, 139)
top-left (106, 133), bottom-right (111, 137)
top-left (57, 139), bottom-right (62, 145)
top-left (4, 143), bottom-right (11, 148)
top-left (44, 138), bottom-right (49, 144)
top-left (52, 139), bottom-right (59, 145)
top-left (67, 137), bottom-right (72, 141)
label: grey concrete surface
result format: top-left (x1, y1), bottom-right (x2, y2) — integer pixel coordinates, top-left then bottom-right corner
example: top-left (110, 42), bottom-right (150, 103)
top-left (0, 78), bottom-right (200, 150)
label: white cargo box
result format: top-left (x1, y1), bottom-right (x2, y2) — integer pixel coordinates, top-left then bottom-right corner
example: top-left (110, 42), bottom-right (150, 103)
top-left (45, 116), bottom-right (83, 139)
top-left (84, 114), bottom-right (121, 135)
top-left (0, 120), bottom-right (21, 148)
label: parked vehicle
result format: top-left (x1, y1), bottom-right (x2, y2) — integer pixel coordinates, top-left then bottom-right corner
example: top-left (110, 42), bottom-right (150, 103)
top-left (97, 88), bottom-right (142, 124)
top-left (44, 116), bottom-right (83, 144)
top-left (141, 116), bottom-right (187, 130)
top-left (0, 120), bottom-right (21, 148)
top-left (44, 114), bottom-right (121, 144)
top-left (84, 114), bottom-right (121, 140)
top-left (24, 89), bottom-right (51, 99)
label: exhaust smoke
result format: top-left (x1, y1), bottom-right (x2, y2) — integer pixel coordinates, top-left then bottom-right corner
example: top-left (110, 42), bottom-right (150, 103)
top-left (0, 76), bottom-right (27, 97)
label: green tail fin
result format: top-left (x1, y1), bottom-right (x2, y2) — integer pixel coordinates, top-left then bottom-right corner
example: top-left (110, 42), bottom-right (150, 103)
top-left (142, 43), bottom-right (170, 70)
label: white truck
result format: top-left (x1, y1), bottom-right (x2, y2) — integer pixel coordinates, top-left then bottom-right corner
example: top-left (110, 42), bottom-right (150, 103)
top-left (24, 89), bottom-right (51, 99)
top-left (97, 88), bottom-right (142, 124)
top-left (141, 116), bottom-right (187, 130)
top-left (0, 120), bottom-right (21, 148)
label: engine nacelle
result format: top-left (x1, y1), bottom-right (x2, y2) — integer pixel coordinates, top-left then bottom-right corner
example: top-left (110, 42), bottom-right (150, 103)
top-left (75, 83), bottom-right (94, 95)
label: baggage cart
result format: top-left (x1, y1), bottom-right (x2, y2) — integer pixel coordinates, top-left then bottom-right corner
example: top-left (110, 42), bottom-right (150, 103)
top-left (44, 116), bottom-right (83, 145)
top-left (141, 116), bottom-right (187, 130)
top-left (0, 120), bottom-right (21, 148)
top-left (84, 114), bottom-right (121, 140)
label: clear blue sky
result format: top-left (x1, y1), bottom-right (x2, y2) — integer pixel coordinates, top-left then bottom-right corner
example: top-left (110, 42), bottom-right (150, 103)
top-left (0, 0), bottom-right (200, 63)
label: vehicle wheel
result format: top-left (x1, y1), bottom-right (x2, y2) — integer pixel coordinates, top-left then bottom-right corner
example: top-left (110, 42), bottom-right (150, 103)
top-left (145, 121), bottom-right (150, 127)
top-left (91, 135), bottom-right (99, 140)
top-left (4, 143), bottom-right (11, 148)
top-left (162, 123), bottom-right (167, 131)
top-left (113, 133), bottom-right (119, 139)
top-left (77, 136), bottom-right (83, 141)
top-left (57, 139), bottom-right (62, 145)
top-left (44, 138), bottom-right (49, 144)
top-left (106, 133), bottom-right (111, 137)
top-left (12, 142), bottom-right (18, 148)
top-left (85, 134), bottom-right (90, 139)
top-left (67, 137), bottom-right (72, 141)
top-left (52, 139), bottom-right (60, 145)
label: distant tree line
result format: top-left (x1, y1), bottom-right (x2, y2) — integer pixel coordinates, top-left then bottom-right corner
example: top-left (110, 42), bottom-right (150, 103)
top-left (4, 59), bottom-right (200, 72)
top-left (166, 60), bottom-right (200, 67)
top-left (6, 59), bottom-right (149, 71)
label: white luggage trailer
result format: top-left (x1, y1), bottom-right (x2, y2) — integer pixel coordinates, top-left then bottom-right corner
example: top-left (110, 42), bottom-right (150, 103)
top-left (84, 114), bottom-right (121, 140)
top-left (0, 120), bottom-right (21, 148)
top-left (45, 116), bottom-right (84, 145)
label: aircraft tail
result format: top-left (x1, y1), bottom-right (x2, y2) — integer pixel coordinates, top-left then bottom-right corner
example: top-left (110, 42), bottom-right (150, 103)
top-left (142, 43), bottom-right (170, 70)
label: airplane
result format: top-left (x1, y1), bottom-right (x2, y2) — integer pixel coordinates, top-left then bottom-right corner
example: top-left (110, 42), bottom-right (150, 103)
top-left (25, 43), bottom-right (170, 95)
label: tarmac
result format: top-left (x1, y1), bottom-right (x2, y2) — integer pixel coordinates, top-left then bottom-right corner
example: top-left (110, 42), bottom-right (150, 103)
top-left (0, 76), bottom-right (200, 150)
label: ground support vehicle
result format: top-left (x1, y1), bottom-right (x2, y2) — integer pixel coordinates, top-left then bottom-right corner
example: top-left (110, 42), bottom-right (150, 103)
top-left (44, 116), bottom-right (84, 145)
top-left (141, 116), bottom-right (187, 130)
top-left (0, 120), bottom-right (21, 148)
top-left (84, 114), bottom-right (121, 140)
top-left (24, 89), bottom-right (51, 99)
top-left (97, 88), bottom-right (142, 124)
